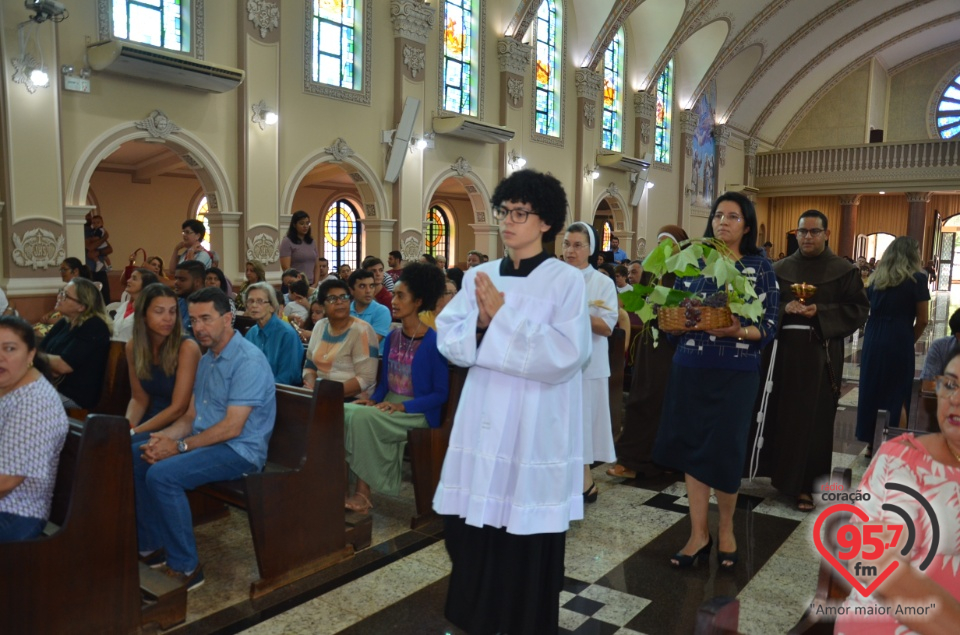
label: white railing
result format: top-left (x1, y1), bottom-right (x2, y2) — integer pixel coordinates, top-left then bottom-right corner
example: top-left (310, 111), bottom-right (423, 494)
top-left (756, 139), bottom-right (960, 178)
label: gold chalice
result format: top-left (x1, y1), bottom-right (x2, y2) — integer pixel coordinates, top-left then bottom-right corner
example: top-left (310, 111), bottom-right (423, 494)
top-left (790, 282), bottom-right (817, 305)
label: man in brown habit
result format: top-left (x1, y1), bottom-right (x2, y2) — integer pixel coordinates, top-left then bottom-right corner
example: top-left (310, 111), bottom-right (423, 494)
top-left (756, 210), bottom-right (868, 511)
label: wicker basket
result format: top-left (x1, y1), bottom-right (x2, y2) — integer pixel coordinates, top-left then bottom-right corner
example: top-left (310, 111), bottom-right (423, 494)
top-left (657, 305), bottom-right (733, 332)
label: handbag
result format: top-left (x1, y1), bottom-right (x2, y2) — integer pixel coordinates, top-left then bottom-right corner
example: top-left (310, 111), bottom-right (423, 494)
top-left (121, 248), bottom-right (148, 285)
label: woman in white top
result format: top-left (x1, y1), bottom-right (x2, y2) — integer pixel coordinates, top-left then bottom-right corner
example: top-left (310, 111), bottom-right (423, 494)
top-left (434, 169), bottom-right (592, 634)
top-left (112, 268), bottom-right (159, 341)
top-left (563, 222), bottom-right (619, 503)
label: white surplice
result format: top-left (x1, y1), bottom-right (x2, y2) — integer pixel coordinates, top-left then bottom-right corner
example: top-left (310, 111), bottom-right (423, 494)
top-left (433, 257), bottom-right (592, 535)
top-left (580, 266), bottom-right (618, 463)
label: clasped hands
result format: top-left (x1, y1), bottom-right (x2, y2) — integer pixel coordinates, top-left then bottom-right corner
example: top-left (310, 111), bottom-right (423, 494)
top-left (785, 300), bottom-right (818, 318)
top-left (354, 399), bottom-right (406, 414)
top-left (475, 272), bottom-right (504, 328)
top-left (140, 433), bottom-right (178, 464)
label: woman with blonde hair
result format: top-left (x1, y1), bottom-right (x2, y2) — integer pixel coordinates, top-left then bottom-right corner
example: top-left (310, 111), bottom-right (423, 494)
top-left (856, 236), bottom-right (930, 447)
top-left (38, 277), bottom-right (112, 410)
top-left (126, 283), bottom-right (202, 445)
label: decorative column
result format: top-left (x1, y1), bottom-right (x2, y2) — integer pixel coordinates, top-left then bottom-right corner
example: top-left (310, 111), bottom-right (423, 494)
top-left (241, 1), bottom-right (282, 279)
top-left (574, 69), bottom-right (603, 222)
top-left (838, 194), bottom-right (861, 259)
top-left (633, 91), bottom-right (657, 162)
top-left (497, 37), bottom-right (532, 181)
top-left (743, 138), bottom-right (760, 189)
top-left (391, 0), bottom-right (436, 257)
top-left (678, 110), bottom-right (699, 225)
top-left (905, 192), bottom-right (933, 261)
top-left (469, 223), bottom-right (501, 261)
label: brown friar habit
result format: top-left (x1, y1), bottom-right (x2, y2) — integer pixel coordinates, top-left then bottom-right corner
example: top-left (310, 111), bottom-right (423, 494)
top-left (754, 248), bottom-right (868, 497)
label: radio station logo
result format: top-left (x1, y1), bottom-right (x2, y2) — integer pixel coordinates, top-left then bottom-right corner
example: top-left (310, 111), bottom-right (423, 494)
top-left (813, 481), bottom-right (940, 598)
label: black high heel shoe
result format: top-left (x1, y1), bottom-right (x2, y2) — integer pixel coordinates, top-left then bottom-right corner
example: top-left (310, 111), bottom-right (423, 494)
top-left (583, 482), bottom-right (599, 504)
top-left (717, 549), bottom-right (739, 570)
top-left (670, 536), bottom-right (712, 568)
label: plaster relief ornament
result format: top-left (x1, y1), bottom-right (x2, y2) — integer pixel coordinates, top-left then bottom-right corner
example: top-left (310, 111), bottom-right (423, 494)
top-left (136, 110), bottom-right (181, 139)
top-left (452, 157), bottom-right (472, 177)
top-left (247, 0), bottom-right (279, 39)
top-left (403, 44), bottom-right (425, 78)
top-left (507, 77), bottom-right (523, 106)
top-left (636, 238), bottom-right (647, 258)
top-left (400, 234), bottom-right (422, 262)
top-left (583, 103), bottom-right (596, 128)
top-left (324, 138), bottom-right (355, 162)
top-left (12, 228), bottom-right (65, 270)
top-left (640, 120), bottom-right (651, 144)
top-left (246, 233), bottom-right (280, 264)
top-left (606, 183), bottom-right (620, 197)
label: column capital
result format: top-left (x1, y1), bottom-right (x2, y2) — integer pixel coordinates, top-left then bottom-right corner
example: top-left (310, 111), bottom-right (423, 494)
top-left (497, 38), bottom-right (532, 75)
top-left (633, 91), bottom-right (656, 118)
top-left (575, 68), bottom-right (603, 100)
top-left (362, 218), bottom-right (398, 230)
top-left (390, 0), bottom-right (436, 44)
top-left (469, 223), bottom-right (500, 235)
top-left (205, 210), bottom-right (243, 229)
top-left (839, 194), bottom-right (862, 206)
top-left (744, 137), bottom-right (760, 157)
top-left (905, 192), bottom-right (932, 203)
top-left (712, 124), bottom-right (731, 147)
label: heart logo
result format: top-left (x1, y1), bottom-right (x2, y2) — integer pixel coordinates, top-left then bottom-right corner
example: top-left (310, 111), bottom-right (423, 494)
top-left (813, 504), bottom-right (900, 597)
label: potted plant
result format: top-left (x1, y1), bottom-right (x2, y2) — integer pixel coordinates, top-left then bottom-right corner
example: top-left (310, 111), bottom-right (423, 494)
top-left (619, 237), bottom-right (764, 343)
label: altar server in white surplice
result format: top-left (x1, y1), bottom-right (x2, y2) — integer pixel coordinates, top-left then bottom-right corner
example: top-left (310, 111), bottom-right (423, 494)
top-left (434, 169), bottom-right (592, 635)
top-left (563, 222), bottom-right (619, 504)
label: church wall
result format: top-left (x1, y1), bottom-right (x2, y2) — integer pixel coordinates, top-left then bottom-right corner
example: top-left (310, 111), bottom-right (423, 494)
top-left (867, 59), bottom-right (888, 136)
top-left (887, 48), bottom-right (960, 142)
top-left (781, 63), bottom-right (870, 150)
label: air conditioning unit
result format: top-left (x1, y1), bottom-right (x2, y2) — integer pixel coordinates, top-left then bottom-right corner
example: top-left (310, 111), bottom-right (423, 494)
top-left (87, 40), bottom-right (244, 93)
top-left (432, 116), bottom-right (515, 144)
top-left (596, 150), bottom-right (651, 173)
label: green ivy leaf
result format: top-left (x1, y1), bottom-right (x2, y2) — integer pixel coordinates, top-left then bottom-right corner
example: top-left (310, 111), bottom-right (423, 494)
top-left (637, 301), bottom-right (655, 323)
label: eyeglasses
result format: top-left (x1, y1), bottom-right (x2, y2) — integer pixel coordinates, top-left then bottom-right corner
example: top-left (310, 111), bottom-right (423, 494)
top-left (324, 294), bottom-right (352, 304)
top-left (797, 229), bottom-right (825, 238)
top-left (57, 290), bottom-right (82, 305)
top-left (562, 241), bottom-right (589, 251)
top-left (492, 205), bottom-right (537, 224)
top-left (935, 375), bottom-right (960, 399)
top-left (444, 290), bottom-right (456, 296)
top-left (58, 267), bottom-right (70, 273)
top-left (712, 213), bottom-right (743, 223)
top-left (245, 298), bottom-right (269, 307)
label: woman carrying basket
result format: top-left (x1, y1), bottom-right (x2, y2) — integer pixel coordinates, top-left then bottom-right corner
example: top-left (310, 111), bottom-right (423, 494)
top-left (653, 192), bottom-right (779, 570)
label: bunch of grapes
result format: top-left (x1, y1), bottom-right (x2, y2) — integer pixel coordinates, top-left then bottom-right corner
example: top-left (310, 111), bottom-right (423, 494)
top-left (703, 291), bottom-right (728, 308)
top-left (679, 297), bottom-right (703, 328)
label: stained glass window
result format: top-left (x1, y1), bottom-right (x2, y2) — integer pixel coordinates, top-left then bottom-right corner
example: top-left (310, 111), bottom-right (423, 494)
top-left (313, 0), bottom-right (358, 90)
top-left (195, 196), bottom-right (211, 252)
top-left (426, 207), bottom-right (451, 261)
top-left (534, 0), bottom-right (561, 137)
top-left (443, 0), bottom-right (477, 116)
top-left (937, 71), bottom-right (960, 139)
top-left (602, 29), bottom-right (624, 152)
top-left (324, 200), bottom-right (361, 269)
top-left (112, 0), bottom-right (188, 52)
top-left (601, 220), bottom-right (613, 252)
top-left (655, 59), bottom-right (673, 163)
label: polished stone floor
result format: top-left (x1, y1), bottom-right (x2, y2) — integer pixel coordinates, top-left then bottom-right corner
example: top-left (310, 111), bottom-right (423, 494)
top-left (159, 288), bottom-right (951, 635)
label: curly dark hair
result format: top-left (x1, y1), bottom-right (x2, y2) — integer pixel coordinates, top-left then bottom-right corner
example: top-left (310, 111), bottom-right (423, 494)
top-left (317, 278), bottom-right (350, 304)
top-left (490, 169), bottom-right (569, 242)
top-left (398, 262), bottom-right (446, 312)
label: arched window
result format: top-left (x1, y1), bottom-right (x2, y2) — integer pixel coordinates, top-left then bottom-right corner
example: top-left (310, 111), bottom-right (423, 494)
top-left (195, 196), bottom-right (211, 252)
top-left (442, 0), bottom-right (479, 116)
top-left (601, 29), bottom-right (624, 152)
top-left (308, 0), bottom-right (371, 104)
top-left (655, 59), bottom-right (673, 163)
top-left (601, 220), bottom-right (613, 252)
top-left (937, 70), bottom-right (960, 139)
top-left (534, 0), bottom-right (561, 138)
top-left (426, 206), bottom-right (451, 261)
top-left (323, 200), bottom-right (362, 269)
top-left (109, 0), bottom-right (193, 52)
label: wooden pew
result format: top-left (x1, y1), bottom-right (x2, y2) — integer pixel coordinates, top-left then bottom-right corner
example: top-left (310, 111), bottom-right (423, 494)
top-left (66, 339), bottom-right (131, 419)
top-left (0, 415), bottom-right (186, 634)
top-left (407, 365), bottom-right (469, 529)
top-left (788, 466), bottom-right (853, 635)
top-left (193, 380), bottom-right (369, 599)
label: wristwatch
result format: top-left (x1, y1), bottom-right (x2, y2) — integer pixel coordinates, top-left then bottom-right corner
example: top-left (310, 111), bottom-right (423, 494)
top-left (177, 439), bottom-right (189, 454)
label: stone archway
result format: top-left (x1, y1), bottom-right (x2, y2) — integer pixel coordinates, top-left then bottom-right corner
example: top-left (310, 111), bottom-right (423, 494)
top-left (421, 158), bottom-right (495, 262)
top-left (591, 184), bottom-right (632, 254)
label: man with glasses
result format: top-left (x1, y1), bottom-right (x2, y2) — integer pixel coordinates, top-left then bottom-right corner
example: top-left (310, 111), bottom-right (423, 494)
top-left (348, 269), bottom-right (390, 356)
top-left (753, 209), bottom-right (869, 511)
top-left (133, 287), bottom-right (275, 591)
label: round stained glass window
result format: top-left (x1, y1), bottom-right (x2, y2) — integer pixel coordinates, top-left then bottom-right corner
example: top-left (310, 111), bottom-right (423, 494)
top-left (325, 207), bottom-right (353, 247)
top-left (937, 72), bottom-right (960, 139)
